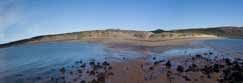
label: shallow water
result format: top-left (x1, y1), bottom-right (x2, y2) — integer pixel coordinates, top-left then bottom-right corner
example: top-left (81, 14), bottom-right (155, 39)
top-left (147, 39), bottom-right (243, 63)
top-left (197, 38), bottom-right (243, 56)
top-left (0, 41), bottom-right (143, 81)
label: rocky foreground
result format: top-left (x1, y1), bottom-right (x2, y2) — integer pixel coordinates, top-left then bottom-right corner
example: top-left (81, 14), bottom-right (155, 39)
top-left (12, 48), bottom-right (243, 83)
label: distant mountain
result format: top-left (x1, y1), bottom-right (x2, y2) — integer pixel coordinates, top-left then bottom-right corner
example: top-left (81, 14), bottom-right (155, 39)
top-left (0, 26), bottom-right (242, 48)
top-left (151, 29), bottom-right (166, 33)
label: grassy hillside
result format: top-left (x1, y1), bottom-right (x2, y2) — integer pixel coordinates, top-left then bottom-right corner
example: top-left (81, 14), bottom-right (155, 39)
top-left (0, 26), bottom-right (242, 48)
top-left (171, 26), bottom-right (243, 38)
top-left (150, 26), bottom-right (243, 38)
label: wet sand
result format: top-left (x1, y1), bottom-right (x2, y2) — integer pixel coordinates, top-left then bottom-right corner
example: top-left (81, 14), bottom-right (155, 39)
top-left (38, 51), bottom-right (243, 83)
top-left (90, 37), bottom-right (219, 47)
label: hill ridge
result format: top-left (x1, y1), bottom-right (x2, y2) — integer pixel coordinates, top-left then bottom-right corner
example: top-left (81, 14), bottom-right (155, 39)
top-left (0, 26), bottom-right (242, 48)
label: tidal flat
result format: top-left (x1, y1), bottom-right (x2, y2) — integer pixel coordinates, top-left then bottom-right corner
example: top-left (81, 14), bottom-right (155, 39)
top-left (0, 38), bottom-right (242, 83)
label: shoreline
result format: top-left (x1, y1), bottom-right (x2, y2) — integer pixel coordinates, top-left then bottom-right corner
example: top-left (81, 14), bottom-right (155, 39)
top-left (0, 37), bottom-right (220, 48)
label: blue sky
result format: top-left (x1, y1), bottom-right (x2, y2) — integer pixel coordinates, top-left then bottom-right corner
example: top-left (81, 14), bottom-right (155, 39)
top-left (0, 0), bottom-right (243, 43)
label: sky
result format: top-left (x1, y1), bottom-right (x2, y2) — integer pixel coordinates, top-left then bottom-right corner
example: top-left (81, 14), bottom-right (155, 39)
top-left (0, 0), bottom-right (243, 44)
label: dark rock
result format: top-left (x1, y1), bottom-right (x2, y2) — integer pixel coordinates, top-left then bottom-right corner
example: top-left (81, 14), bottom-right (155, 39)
top-left (165, 60), bottom-right (171, 68)
top-left (149, 66), bottom-right (154, 70)
top-left (78, 69), bottom-right (82, 73)
top-left (60, 67), bottom-right (66, 74)
top-left (108, 66), bottom-right (112, 70)
top-left (90, 70), bottom-right (96, 75)
top-left (97, 73), bottom-right (106, 83)
top-left (80, 80), bottom-right (86, 83)
top-left (108, 72), bottom-right (114, 76)
top-left (152, 57), bottom-right (156, 60)
top-left (224, 58), bottom-right (232, 66)
top-left (195, 54), bottom-right (202, 58)
top-left (102, 61), bottom-right (110, 66)
top-left (182, 76), bottom-right (191, 81)
top-left (89, 61), bottom-right (96, 66)
top-left (80, 63), bottom-right (86, 68)
top-left (213, 64), bottom-right (220, 73)
top-left (91, 79), bottom-right (97, 83)
top-left (176, 65), bottom-right (184, 73)
top-left (209, 52), bottom-right (213, 55)
top-left (70, 71), bottom-right (73, 75)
